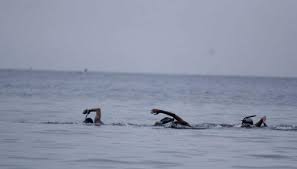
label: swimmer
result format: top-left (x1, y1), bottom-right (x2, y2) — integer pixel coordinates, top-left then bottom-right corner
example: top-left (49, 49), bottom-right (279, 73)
top-left (241, 115), bottom-right (267, 128)
top-left (151, 109), bottom-right (191, 127)
top-left (82, 107), bottom-right (104, 125)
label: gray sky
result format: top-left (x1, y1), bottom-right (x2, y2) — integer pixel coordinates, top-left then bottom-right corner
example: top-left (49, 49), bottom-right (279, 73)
top-left (1, 0), bottom-right (297, 77)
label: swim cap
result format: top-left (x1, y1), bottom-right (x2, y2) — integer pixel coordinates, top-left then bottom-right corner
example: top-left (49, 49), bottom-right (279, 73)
top-left (160, 117), bottom-right (174, 124)
top-left (84, 118), bottom-right (93, 123)
top-left (242, 117), bottom-right (253, 125)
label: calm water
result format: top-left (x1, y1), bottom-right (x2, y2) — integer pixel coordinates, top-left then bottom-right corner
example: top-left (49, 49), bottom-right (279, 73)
top-left (0, 69), bottom-right (297, 169)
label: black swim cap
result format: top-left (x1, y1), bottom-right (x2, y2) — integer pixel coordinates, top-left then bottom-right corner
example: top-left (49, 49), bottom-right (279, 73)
top-left (84, 118), bottom-right (93, 123)
top-left (160, 117), bottom-right (174, 124)
top-left (242, 117), bottom-right (253, 125)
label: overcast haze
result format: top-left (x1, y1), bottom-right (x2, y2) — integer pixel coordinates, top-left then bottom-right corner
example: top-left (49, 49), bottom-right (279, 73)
top-left (1, 0), bottom-right (297, 77)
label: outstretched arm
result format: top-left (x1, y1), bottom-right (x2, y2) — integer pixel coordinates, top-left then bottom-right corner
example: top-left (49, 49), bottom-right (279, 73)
top-left (83, 108), bottom-right (101, 114)
top-left (151, 109), bottom-right (191, 127)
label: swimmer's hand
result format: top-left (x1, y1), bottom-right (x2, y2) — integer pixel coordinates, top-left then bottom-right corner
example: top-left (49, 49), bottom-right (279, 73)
top-left (82, 109), bottom-right (90, 114)
top-left (151, 109), bottom-right (160, 115)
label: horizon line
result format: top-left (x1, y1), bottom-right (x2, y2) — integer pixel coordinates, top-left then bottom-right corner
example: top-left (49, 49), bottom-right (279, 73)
top-left (0, 67), bottom-right (296, 79)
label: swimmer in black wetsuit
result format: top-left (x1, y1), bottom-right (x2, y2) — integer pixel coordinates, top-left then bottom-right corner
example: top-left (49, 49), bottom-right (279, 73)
top-left (241, 115), bottom-right (267, 128)
top-left (83, 107), bottom-right (104, 125)
top-left (151, 109), bottom-right (191, 127)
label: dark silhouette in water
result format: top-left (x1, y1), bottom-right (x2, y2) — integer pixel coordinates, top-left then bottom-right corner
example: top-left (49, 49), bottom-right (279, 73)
top-left (151, 109), bottom-right (191, 127)
top-left (81, 107), bottom-right (267, 129)
top-left (83, 107), bottom-right (104, 125)
top-left (84, 117), bottom-right (93, 123)
top-left (241, 115), bottom-right (267, 128)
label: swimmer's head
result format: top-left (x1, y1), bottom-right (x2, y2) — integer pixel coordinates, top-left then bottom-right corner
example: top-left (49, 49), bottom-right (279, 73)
top-left (160, 117), bottom-right (174, 124)
top-left (84, 118), bottom-right (93, 123)
top-left (241, 117), bottom-right (253, 127)
top-left (154, 117), bottom-right (174, 126)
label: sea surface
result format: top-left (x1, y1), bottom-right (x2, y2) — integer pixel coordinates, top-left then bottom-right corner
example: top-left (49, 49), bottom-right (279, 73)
top-left (0, 69), bottom-right (297, 169)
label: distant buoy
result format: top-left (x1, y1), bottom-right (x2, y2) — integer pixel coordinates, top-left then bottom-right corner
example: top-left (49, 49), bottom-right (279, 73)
top-left (84, 68), bottom-right (88, 73)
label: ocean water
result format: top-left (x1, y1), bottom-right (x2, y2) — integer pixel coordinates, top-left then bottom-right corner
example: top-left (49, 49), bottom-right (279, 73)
top-left (0, 69), bottom-right (297, 169)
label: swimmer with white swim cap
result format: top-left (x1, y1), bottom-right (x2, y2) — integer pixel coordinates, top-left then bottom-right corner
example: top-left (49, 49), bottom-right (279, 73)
top-left (241, 115), bottom-right (267, 128)
top-left (151, 109), bottom-right (191, 127)
top-left (83, 107), bottom-right (104, 125)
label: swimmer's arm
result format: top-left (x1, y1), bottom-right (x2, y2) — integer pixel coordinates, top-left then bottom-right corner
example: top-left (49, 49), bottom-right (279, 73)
top-left (83, 108), bottom-right (101, 114)
top-left (88, 108), bottom-right (101, 113)
top-left (255, 116), bottom-right (267, 127)
top-left (151, 109), bottom-right (191, 127)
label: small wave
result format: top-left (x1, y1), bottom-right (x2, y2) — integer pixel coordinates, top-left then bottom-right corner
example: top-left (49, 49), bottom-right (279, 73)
top-left (126, 123), bottom-right (152, 127)
top-left (15, 120), bottom-right (297, 131)
top-left (249, 153), bottom-right (292, 160)
top-left (104, 122), bottom-right (152, 127)
top-left (193, 123), bottom-right (234, 129)
top-left (271, 124), bottom-right (297, 131)
top-left (15, 120), bottom-right (79, 125)
top-left (41, 121), bottom-right (78, 125)
top-left (110, 122), bottom-right (127, 126)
